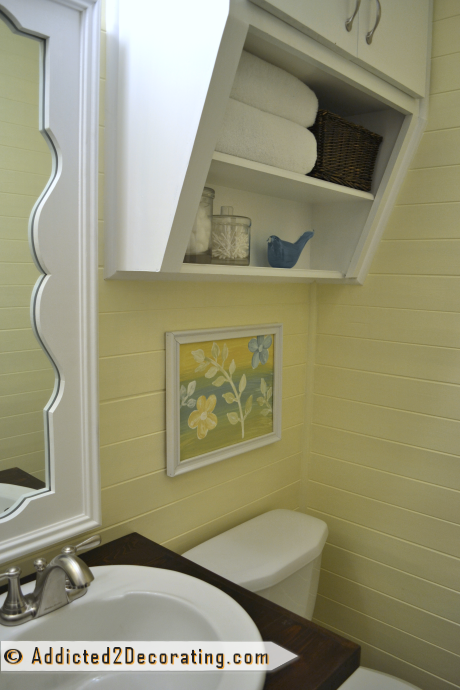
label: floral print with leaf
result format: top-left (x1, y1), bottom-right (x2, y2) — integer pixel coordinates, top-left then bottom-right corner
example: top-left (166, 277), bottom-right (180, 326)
top-left (188, 394), bottom-right (218, 439)
top-left (248, 335), bottom-right (272, 369)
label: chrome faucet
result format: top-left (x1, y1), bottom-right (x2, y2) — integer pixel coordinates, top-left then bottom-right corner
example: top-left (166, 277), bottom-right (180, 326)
top-left (0, 535), bottom-right (100, 626)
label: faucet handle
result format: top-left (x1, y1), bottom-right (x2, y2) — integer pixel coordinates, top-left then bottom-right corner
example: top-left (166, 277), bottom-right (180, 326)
top-left (0, 566), bottom-right (21, 585)
top-left (0, 566), bottom-right (22, 587)
top-left (0, 567), bottom-right (15, 582)
top-left (61, 534), bottom-right (101, 556)
top-left (0, 567), bottom-right (28, 617)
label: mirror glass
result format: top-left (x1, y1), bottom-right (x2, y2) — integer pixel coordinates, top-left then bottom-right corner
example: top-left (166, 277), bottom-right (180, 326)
top-left (0, 12), bottom-right (55, 514)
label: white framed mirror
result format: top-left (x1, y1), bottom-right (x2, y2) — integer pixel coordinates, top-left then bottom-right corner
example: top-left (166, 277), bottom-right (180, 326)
top-left (0, 0), bottom-right (101, 563)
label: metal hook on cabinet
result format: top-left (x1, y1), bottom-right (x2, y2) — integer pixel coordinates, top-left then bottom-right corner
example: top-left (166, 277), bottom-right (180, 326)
top-left (345, 0), bottom-right (361, 32)
top-left (366, 0), bottom-right (382, 44)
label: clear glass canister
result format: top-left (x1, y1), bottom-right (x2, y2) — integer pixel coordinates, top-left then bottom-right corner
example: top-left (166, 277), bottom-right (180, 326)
top-left (184, 187), bottom-right (215, 263)
top-left (211, 206), bottom-right (251, 266)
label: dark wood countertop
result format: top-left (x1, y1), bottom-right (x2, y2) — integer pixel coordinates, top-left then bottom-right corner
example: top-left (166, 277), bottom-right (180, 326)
top-left (0, 467), bottom-right (46, 490)
top-left (80, 532), bottom-right (360, 690)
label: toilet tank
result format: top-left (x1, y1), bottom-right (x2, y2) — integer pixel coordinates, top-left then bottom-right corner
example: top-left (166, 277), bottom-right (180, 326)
top-left (182, 510), bottom-right (328, 619)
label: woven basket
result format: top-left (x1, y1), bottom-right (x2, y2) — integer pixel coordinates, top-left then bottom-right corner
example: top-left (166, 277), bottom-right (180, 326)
top-left (308, 110), bottom-right (383, 192)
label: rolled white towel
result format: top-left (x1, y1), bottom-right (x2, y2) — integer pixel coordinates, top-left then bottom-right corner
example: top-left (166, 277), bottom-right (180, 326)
top-left (216, 98), bottom-right (317, 175)
top-left (231, 50), bottom-right (318, 128)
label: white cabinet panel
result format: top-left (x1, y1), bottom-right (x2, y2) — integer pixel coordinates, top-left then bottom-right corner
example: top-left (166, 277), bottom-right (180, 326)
top-left (105, 0), bottom-right (247, 275)
top-left (357, 0), bottom-right (429, 97)
top-left (249, 0), bottom-right (430, 97)
top-left (248, 0), bottom-right (359, 54)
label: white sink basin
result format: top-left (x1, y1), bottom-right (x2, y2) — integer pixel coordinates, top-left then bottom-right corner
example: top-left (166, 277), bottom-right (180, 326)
top-left (0, 565), bottom-right (266, 690)
top-left (0, 483), bottom-right (30, 512)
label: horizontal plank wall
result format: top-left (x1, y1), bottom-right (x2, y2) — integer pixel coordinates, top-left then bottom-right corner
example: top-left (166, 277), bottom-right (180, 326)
top-left (0, 17), bottom-right (53, 483)
top-left (95, 4), bottom-right (306, 554)
top-left (97, 274), bottom-right (307, 549)
top-left (308, 4), bottom-right (460, 689)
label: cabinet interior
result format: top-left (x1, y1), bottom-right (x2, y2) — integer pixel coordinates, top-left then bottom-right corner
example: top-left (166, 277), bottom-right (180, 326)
top-left (198, 26), bottom-right (406, 278)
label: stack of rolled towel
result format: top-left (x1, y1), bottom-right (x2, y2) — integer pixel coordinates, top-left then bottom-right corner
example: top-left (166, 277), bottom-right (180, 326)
top-left (215, 51), bottom-right (318, 175)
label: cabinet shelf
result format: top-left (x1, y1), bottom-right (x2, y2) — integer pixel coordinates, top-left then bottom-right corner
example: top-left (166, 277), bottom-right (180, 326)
top-left (179, 263), bottom-right (344, 283)
top-left (208, 152), bottom-right (374, 205)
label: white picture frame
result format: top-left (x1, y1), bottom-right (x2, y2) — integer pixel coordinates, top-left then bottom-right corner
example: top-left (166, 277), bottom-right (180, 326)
top-left (166, 324), bottom-right (282, 477)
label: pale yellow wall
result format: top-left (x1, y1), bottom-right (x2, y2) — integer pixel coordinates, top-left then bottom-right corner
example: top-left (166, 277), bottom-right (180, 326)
top-left (0, 18), bottom-right (53, 482)
top-left (93, 7), bottom-right (308, 555)
top-left (306, 3), bottom-right (460, 689)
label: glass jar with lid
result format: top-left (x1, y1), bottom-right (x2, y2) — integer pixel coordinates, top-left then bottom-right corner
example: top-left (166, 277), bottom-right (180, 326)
top-left (211, 206), bottom-right (251, 266)
top-left (184, 187), bottom-right (215, 263)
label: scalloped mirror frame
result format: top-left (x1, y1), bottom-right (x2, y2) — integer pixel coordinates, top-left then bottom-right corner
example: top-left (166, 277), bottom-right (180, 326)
top-left (0, 0), bottom-right (101, 563)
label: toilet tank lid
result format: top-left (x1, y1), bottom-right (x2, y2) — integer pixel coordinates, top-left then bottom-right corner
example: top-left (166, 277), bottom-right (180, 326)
top-left (182, 510), bottom-right (328, 592)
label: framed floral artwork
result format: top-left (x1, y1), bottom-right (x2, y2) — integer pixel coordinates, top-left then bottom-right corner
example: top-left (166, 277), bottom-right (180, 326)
top-left (166, 324), bottom-right (282, 476)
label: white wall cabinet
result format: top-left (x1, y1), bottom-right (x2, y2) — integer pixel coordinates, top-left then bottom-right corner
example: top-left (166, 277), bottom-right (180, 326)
top-left (105, 0), bottom-right (431, 285)
top-left (249, 0), bottom-right (430, 97)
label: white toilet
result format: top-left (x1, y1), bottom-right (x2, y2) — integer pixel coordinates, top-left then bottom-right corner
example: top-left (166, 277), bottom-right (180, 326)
top-left (183, 509), bottom-right (421, 690)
